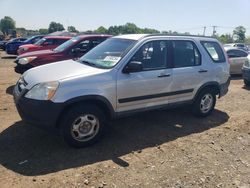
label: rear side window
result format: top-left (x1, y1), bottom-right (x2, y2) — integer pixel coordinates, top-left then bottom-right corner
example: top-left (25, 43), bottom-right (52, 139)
top-left (201, 41), bottom-right (226, 63)
top-left (172, 41), bottom-right (201, 68)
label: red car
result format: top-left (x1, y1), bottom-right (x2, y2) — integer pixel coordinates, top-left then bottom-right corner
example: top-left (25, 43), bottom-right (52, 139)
top-left (14, 35), bottom-right (112, 74)
top-left (17, 36), bottom-right (71, 55)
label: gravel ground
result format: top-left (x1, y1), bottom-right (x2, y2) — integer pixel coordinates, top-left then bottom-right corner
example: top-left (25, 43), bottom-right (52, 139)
top-left (0, 50), bottom-right (249, 188)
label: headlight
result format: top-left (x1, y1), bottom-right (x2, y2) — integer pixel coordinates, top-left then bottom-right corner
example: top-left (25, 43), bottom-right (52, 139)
top-left (243, 61), bottom-right (250, 68)
top-left (25, 81), bottom-right (59, 100)
top-left (18, 56), bottom-right (37, 65)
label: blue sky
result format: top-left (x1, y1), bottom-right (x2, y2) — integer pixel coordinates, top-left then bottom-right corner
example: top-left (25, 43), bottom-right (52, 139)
top-left (0, 0), bottom-right (250, 36)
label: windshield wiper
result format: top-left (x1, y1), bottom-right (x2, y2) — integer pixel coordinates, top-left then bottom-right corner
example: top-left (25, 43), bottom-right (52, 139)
top-left (81, 60), bottom-right (98, 67)
top-left (80, 60), bottom-right (105, 69)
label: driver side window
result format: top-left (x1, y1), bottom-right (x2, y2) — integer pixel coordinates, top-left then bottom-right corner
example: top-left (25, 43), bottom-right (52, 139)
top-left (74, 40), bottom-right (90, 52)
top-left (132, 40), bottom-right (168, 70)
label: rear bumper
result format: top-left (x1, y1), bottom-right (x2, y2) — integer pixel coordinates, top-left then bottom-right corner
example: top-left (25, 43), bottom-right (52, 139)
top-left (219, 77), bottom-right (230, 97)
top-left (242, 67), bottom-right (250, 81)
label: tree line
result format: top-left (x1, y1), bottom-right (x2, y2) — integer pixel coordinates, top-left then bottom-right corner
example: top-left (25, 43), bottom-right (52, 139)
top-left (0, 16), bottom-right (249, 44)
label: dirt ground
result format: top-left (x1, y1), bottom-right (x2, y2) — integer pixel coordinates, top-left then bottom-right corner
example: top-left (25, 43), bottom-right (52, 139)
top-left (0, 50), bottom-right (249, 188)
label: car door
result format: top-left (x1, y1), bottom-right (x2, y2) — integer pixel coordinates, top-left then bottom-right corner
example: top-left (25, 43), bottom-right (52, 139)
top-left (169, 40), bottom-right (204, 103)
top-left (117, 40), bottom-right (173, 112)
top-left (227, 49), bottom-right (248, 74)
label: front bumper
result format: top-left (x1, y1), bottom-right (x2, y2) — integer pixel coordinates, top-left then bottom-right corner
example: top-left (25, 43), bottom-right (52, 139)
top-left (242, 67), bottom-right (250, 81)
top-left (219, 77), bottom-right (230, 97)
top-left (13, 84), bottom-right (64, 132)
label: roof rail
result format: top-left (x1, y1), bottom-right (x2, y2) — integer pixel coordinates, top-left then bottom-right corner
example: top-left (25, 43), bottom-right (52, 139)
top-left (143, 33), bottom-right (216, 39)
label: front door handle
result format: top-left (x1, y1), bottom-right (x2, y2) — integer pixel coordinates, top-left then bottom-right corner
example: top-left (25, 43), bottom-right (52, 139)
top-left (198, 69), bottom-right (208, 73)
top-left (158, 74), bottom-right (171, 78)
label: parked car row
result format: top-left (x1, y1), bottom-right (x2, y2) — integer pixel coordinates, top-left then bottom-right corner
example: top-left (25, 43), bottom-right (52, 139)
top-left (14, 35), bottom-right (111, 73)
top-left (5, 35), bottom-right (44, 55)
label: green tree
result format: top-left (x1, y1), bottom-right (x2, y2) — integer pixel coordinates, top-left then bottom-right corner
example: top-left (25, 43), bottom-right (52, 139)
top-left (95, 26), bottom-right (108, 34)
top-left (141, 28), bottom-right (160, 34)
top-left (123, 23), bottom-right (140, 34)
top-left (48, 22), bottom-right (65, 33)
top-left (218, 34), bottom-right (233, 44)
top-left (67, 26), bottom-right (78, 33)
top-left (233, 26), bottom-right (246, 42)
top-left (39, 28), bottom-right (48, 35)
top-left (0, 16), bottom-right (16, 35)
top-left (246, 36), bottom-right (250, 44)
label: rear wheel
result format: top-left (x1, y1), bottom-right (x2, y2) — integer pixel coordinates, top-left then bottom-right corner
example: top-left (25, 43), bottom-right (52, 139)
top-left (192, 88), bottom-right (216, 117)
top-left (244, 79), bottom-right (250, 86)
top-left (60, 104), bottom-right (106, 148)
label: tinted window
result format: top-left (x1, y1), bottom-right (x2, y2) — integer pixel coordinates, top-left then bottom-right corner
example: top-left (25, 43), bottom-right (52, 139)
top-left (55, 39), bottom-right (69, 45)
top-left (201, 41), bottom-right (225, 63)
top-left (172, 41), bottom-right (201, 68)
top-left (227, 49), bottom-right (248, 58)
top-left (74, 40), bottom-right (90, 51)
top-left (132, 40), bottom-right (168, 70)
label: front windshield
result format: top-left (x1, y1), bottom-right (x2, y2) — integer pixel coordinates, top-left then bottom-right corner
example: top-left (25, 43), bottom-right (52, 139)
top-left (53, 36), bottom-right (79, 52)
top-left (80, 38), bottom-right (136, 69)
top-left (24, 36), bottom-right (35, 43)
top-left (35, 38), bottom-right (46, 45)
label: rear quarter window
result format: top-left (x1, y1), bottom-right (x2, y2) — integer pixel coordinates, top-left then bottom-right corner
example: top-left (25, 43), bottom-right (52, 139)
top-left (201, 41), bottom-right (226, 63)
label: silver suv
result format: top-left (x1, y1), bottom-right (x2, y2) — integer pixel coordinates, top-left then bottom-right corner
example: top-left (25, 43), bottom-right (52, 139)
top-left (13, 34), bottom-right (230, 147)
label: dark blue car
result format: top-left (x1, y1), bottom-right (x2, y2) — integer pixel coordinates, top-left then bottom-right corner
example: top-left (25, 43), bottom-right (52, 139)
top-left (6, 35), bottom-right (44, 55)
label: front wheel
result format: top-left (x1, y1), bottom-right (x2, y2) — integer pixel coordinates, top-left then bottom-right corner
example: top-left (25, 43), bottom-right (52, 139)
top-left (192, 89), bottom-right (216, 117)
top-left (60, 104), bottom-right (106, 148)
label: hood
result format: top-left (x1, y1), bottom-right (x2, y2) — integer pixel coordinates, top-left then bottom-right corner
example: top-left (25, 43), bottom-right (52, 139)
top-left (23, 59), bottom-right (109, 89)
top-left (18, 50), bottom-right (54, 58)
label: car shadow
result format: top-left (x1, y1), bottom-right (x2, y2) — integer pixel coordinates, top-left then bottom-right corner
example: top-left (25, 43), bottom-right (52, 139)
top-left (0, 108), bottom-right (229, 176)
top-left (6, 85), bottom-right (15, 95)
top-left (1, 56), bottom-right (17, 59)
top-left (230, 75), bottom-right (242, 80)
top-left (242, 85), bottom-right (250, 91)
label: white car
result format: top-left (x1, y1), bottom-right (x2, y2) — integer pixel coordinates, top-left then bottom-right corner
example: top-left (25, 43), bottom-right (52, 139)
top-left (13, 34), bottom-right (230, 147)
top-left (225, 48), bottom-right (249, 74)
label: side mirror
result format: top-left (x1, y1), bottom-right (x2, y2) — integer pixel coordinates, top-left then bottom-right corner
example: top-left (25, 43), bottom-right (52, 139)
top-left (123, 61), bottom-right (143, 73)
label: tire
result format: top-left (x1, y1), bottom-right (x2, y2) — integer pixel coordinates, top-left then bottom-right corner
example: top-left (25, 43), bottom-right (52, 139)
top-left (60, 104), bottom-right (106, 148)
top-left (192, 88), bottom-right (216, 117)
top-left (244, 79), bottom-right (250, 87)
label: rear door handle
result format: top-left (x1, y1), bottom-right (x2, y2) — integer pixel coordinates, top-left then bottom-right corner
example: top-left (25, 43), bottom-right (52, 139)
top-left (158, 74), bottom-right (171, 78)
top-left (198, 69), bottom-right (208, 73)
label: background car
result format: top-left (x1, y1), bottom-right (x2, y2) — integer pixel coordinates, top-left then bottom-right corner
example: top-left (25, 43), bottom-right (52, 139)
top-left (4, 35), bottom-right (44, 55)
top-left (5, 37), bottom-right (27, 54)
top-left (0, 40), bottom-right (8, 50)
top-left (14, 35), bottom-right (111, 73)
top-left (17, 36), bottom-right (71, 55)
top-left (226, 48), bottom-right (249, 74)
top-left (224, 43), bottom-right (249, 52)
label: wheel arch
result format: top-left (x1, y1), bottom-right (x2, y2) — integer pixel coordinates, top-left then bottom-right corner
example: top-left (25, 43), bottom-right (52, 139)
top-left (55, 95), bottom-right (115, 129)
top-left (194, 82), bottom-right (220, 101)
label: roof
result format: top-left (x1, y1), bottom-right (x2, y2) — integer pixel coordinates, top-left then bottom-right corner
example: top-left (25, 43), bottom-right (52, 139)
top-left (75, 34), bottom-right (112, 39)
top-left (113, 34), bottom-right (217, 41)
top-left (48, 31), bottom-right (77, 37)
top-left (113, 34), bottom-right (148, 40)
top-left (44, 36), bottom-right (72, 39)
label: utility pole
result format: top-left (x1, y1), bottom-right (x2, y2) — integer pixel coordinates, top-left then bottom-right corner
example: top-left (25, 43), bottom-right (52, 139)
top-left (212, 26), bottom-right (217, 37)
top-left (203, 26), bottom-right (206, 36)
